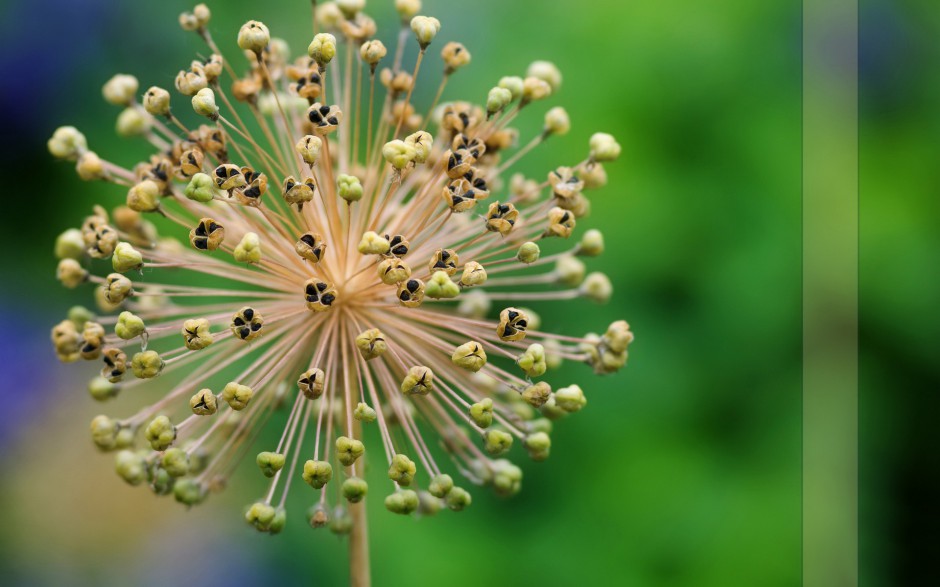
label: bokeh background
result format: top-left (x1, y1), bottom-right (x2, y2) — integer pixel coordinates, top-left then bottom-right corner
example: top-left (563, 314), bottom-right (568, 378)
top-left (0, 0), bottom-right (915, 585)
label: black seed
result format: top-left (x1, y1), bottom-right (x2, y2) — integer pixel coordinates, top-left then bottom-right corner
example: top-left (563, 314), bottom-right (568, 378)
top-left (327, 116), bottom-right (338, 125)
top-left (321, 293), bottom-right (335, 305)
top-left (407, 280), bottom-right (419, 292)
top-left (399, 291), bottom-right (410, 301)
top-left (239, 327), bottom-right (250, 338)
top-left (251, 322), bottom-right (262, 331)
top-left (194, 238), bottom-right (208, 250)
top-left (194, 223), bottom-right (207, 236)
top-left (507, 310), bottom-right (519, 320)
top-left (319, 105), bottom-right (331, 115)
top-left (316, 282), bottom-right (327, 292)
top-left (300, 234), bottom-right (316, 246)
top-left (233, 317), bottom-right (245, 326)
top-left (243, 308), bottom-right (254, 320)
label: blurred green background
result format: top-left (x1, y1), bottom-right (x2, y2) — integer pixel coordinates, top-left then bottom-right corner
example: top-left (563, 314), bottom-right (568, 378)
top-left (7, 0), bottom-right (917, 585)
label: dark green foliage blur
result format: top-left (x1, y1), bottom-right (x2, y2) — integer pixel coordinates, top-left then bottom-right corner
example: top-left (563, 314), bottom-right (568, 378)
top-left (13, 0), bottom-right (917, 585)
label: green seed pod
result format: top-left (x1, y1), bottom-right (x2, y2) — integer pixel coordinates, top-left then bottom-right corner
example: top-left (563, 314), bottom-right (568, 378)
top-left (162, 447), bottom-right (190, 477)
top-left (445, 486), bottom-right (472, 511)
top-left (483, 429), bottom-right (513, 456)
top-left (491, 460), bottom-right (523, 496)
top-left (337, 174), bottom-right (364, 203)
top-left (183, 173), bottom-right (217, 203)
top-left (335, 436), bottom-right (365, 467)
top-left (357, 231), bottom-right (390, 255)
top-left (342, 477), bottom-right (368, 503)
top-left (88, 376), bottom-right (119, 402)
top-left (577, 229), bottom-right (605, 257)
top-left (174, 479), bottom-right (208, 506)
top-left (469, 398), bottom-right (494, 429)
top-left (517, 343), bottom-right (547, 378)
top-left (257, 452), bottom-right (286, 478)
top-left (221, 382), bottom-right (254, 410)
top-left (554, 384), bottom-right (587, 412)
top-left (425, 271), bottom-right (460, 299)
top-left (302, 460), bottom-right (333, 488)
top-left (524, 432), bottom-right (552, 462)
top-left (131, 350), bottom-right (164, 379)
top-left (353, 402), bottom-right (377, 423)
top-left (115, 311), bottom-right (146, 340)
top-left (400, 365), bottom-right (433, 396)
top-left (388, 454), bottom-right (417, 486)
top-left (522, 381), bottom-right (552, 408)
top-left (115, 450), bottom-right (147, 485)
top-left (145, 415), bottom-right (176, 451)
top-left (55, 228), bottom-right (85, 260)
top-left (428, 473), bottom-right (454, 498)
top-left (385, 490), bottom-right (419, 515)
top-left (245, 501), bottom-right (277, 532)
top-left (451, 341), bottom-right (487, 372)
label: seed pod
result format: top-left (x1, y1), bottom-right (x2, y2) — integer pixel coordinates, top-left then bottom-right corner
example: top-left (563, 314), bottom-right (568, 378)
top-left (298, 368), bottom-right (326, 400)
top-left (295, 232), bottom-right (326, 263)
top-left (214, 163), bottom-right (246, 191)
top-left (303, 278), bottom-right (337, 312)
top-left (235, 167), bottom-right (267, 205)
top-left (221, 382), bottom-right (254, 410)
top-left (388, 454), bottom-right (417, 486)
top-left (337, 174), bottom-right (363, 203)
top-left (282, 176), bottom-right (316, 210)
top-left (189, 218), bottom-right (225, 251)
top-left (443, 178), bottom-right (479, 213)
top-left (336, 436), bottom-right (365, 467)
top-left (496, 307), bottom-right (529, 342)
top-left (410, 16), bottom-right (441, 49)
top-left (459, 261), bottom-right (487, 287)
top-left (237, 20), bottom-right (270, 54)
top-left (233, 232), bottom-right (261, 263)
top-left (302, 460), bottom-right (333, 488)
top-left (400, 366), bottom-right (433, 396)
top-left (522, 382), bottom-right (552, 408)
top-left (428, 249), bottom-right (458, 276)
top-left (469, 398), bottom-right (494, 428)
top-left (101, 348), bottom-right (127, 382)
top-left (377, 258), bottom-right (411, 285)
top-left (189, 388), bottom-right (218, 415)
top-left (543, 207), bottom-right (575, 239)
top-left (396, 278), bottom-right (425, 308)
top-left (548, 166), bottom-right (584, 200)
top-left (57, 258), bottom-right (87, 288)
top-left (452, 341), bottom-right (487, 372)
top-left (484, 202), bottom-right (519, 236)
top-left (355, 328), bottom-right (387, 361)
top-left (231, 307), bottom-right (264, 341)
top-left (295, 135), bottom-right (323, 164)
top-left (181, 318), bottom-right (213, 350)
top-left (307, 103), bottom-right (343, 135)
top-left (357, 231), bottom-right (390, 255)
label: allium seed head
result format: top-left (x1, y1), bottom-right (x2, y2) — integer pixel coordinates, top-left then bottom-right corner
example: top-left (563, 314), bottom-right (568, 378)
top-left (48, 0), bottom-right (633, 541)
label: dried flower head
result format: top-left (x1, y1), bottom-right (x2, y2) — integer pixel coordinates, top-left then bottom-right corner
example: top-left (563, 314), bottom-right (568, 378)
top-left (48, 0), bottom-right (632, 541)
